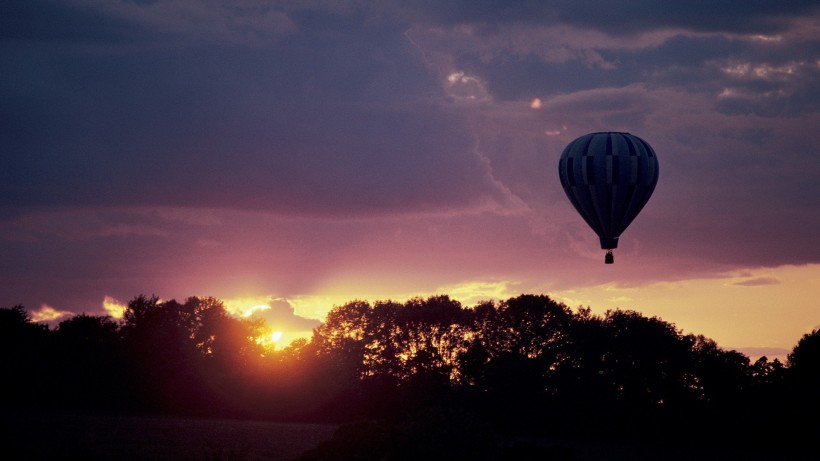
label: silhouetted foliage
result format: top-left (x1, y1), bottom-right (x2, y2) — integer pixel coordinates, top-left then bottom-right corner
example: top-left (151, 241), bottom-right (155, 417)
top-left (119, 295), bottom-right (207, 413)
top-left (787, 328), bottom-right (820, 400)
top-left (0, 305), bottom-right (51, 409)
top-left (53, 314), bottom-right (126, 410)
top-left (1, 294), bottom-right (817, 456)
top-left (784, 329), bottom-right (820, 440)
top-left (117, 295), bottom-right (269, 416)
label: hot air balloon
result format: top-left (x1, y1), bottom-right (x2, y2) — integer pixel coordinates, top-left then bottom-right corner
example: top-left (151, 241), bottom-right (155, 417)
top-left (558, 132), bottom-right (659, 264)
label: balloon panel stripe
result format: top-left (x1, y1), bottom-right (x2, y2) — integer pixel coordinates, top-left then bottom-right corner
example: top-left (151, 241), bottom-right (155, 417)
top-left (616, 185), bottom-right (640, 232)
top-left (606, 133), bottom-right (613, 160)
top-left (560, 157), bottom-right (571, 187)
top-left (625, 135), bottom-right (639, 156)
top-left (585, 155), bottom-right (596, 184)
top-left (610, 184), bottom-right (618, 232)
top-left (567, 186), bottom-right (603, 235)
top-left (636, 137), bottom-right (655, 158)
top-left (588, 185), bottom-right (609, 235)
top-left (612, 152), bottom-right (620, 185)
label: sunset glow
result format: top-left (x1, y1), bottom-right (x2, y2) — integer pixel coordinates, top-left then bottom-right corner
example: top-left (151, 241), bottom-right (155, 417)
top-left (3, 0), bottom-right (819, 365)
top-left (255, 330), bottom-right (284, 347)
top-left (103, 296), bottom-right (127, 319)
top-left (4, 3), bottom-right (819, 458)
top-left (29, 305), bottom-right (72, 323)
top-left (548, 263), bottom-right (820, 360)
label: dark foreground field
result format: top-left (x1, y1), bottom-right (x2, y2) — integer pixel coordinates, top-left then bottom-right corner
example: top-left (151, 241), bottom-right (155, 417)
top-left (2, 412), bottom-right (813, 461)
top-left (1, 413), bottom-right (337, 461)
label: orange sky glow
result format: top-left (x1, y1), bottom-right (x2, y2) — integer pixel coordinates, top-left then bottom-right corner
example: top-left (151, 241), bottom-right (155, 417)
top-left (4, 1), bottom-right (820, 366)
top-left (136, 262), bottom-right (818, 360)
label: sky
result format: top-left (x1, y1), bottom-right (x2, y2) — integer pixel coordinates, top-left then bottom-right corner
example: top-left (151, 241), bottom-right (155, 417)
top-left (2, 0), bottom-right (819, 358)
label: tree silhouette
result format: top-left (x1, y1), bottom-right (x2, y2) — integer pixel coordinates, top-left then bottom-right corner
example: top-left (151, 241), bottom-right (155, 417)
top-left (0, 305), bottom-right (51, 410)
top-left (312, 300), bottom-right (373, 380)
top-left (53, 314), bottom-right (125, 410)
top-left (2, 293), bottom-right (818, 457)
top-left (119, 295), bottom-right (209, 413)
top-left (182, 296), bottom-right (268, 415)
top-left (117, 295), bottom-right (272, 416)
top-left (596, 310), bottom-right (695, 436)
top-left (785, 329), bottom-right (820, 440)
top-left (455, 296), bottom-right (575, 432)
top-left (787, 328), bottom-right (820, 395)
top-left (308, 297), bottom-right (469, 419)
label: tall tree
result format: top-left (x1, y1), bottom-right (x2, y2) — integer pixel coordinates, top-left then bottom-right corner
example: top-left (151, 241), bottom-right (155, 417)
top-left (54, 314), bottom-right (125, 410)
top-left (0, 305), bottom-right (50, 409)
top-left (787, 329), bottom-right (820, 419)
top-left (120, 295), bottom-right (205, 413)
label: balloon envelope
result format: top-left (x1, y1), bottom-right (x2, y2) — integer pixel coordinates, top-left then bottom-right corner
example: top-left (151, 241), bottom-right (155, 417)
top-left (558, 132), bottom-right (659, 257)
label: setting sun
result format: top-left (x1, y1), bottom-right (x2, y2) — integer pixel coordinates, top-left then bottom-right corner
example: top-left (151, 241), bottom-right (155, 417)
top-left (221, 297), bottom-right (318, 348)
top-left (255, 330), bottom-right (284, 347)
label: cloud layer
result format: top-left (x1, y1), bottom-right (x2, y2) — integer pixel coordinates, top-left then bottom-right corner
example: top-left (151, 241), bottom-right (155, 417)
top-left (2, 1), bottom-right (819, 348)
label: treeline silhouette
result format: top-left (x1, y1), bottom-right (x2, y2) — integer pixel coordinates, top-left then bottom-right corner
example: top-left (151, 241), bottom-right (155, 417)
top-left (2, 294), bottom-right (819, 457)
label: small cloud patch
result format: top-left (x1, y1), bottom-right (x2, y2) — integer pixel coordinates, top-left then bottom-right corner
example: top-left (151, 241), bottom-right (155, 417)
top-left (29, 305), bottom-right (73, 326)
top-left (734, 346), bottom-right (790, 361)
top-left (731, 277), bottom-right (780, 287)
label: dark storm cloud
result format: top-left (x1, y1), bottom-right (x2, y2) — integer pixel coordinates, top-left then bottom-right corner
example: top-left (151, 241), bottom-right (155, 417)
top-left (554, 1), bottom-right (819, 35)
top-left (4, 0), bottom-right (817, 221)
top-left (0, 0), bottom-right (145, 43)
top-left (405, 0), bottom-right (820, 35)
top-left (1, 1), bottom-right (512, 219)
top-left (2, 0), bottom-right (820, 318)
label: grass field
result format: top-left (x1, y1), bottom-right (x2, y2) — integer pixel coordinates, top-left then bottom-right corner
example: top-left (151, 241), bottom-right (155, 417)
top-left (2, 412), bottom-right (811, 460)
top-left (1, 413), bottom-right (337, 461)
